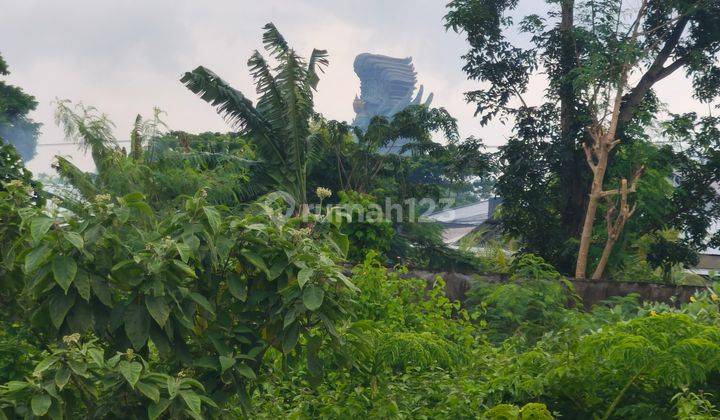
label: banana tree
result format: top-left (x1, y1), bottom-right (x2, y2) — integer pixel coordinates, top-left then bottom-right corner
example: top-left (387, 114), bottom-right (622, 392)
top-left (181, 23), bottom-right (328, 213)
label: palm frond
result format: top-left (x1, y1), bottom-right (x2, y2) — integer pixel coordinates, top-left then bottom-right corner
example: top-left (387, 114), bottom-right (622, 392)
top-left (180, 66), bottom-right (271, 137)
top-left (307, 49), bottom-right (329, 90)
top-left (262, 23), bottom-right (289, 59)
top-left (248, 50), bottom-right (287, 137)
top-left (275, 49), bottom-right (314, 202)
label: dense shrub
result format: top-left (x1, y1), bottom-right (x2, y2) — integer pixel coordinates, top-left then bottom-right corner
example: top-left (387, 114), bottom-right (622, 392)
top-left (336, 191), bottom-right (394, 262)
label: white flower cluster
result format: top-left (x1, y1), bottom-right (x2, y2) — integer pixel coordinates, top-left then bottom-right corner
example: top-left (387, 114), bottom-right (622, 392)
top-left (315, 187), bottom-right (332, 200)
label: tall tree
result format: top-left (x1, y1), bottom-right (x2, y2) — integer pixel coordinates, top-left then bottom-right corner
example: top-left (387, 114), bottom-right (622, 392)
top-left (0, 53), bottom-right (41, 162)
top-left (181, 23), bottom-right (328, 213)
top-left (446, 0), bottom-right (720, 275)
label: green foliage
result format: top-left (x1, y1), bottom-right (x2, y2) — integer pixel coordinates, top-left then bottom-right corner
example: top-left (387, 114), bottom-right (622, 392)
top-left (336, 191), bottom-right (394, 262)
top-left (672, 390), bottom-right (720, 419)
top-left (249, 254), bottom-right (485, 418)
top-left (0, 53), bottom-right (41, 162)
top-left (0, 181), bottom-right (354, 416)
top-left (446, 0), bottom-right (720, 275)
top-left (311, 105), bottom-right (491, 199)
top-left (481, 402), bottom-right (553, 420)
top-left (51, 101), bottom-right (256, 213)
top-left (0, 138), bottom-right (43, 205)
top-left (3, 5), bottom-right (720, 417)
top-left (467, 254), bottom-right (574, 344)
top-left (182, 23), bottom-right (327, 207)
top-left (0, 336), bottom-right (216, 419)
top-left (0, 321), bottom-right (38, 385)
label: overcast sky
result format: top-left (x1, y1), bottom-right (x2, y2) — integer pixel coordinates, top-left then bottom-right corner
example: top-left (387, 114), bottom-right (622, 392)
top-left (1, 0), bottom-right (710, 175)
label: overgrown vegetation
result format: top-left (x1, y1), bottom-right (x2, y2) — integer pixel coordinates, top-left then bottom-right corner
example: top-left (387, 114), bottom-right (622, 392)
top-left (1, 1), bottom-right (720, 417)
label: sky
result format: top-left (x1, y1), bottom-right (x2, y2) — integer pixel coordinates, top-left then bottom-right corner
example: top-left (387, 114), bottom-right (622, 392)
top-left (0, 0), bottom-right (711, 175)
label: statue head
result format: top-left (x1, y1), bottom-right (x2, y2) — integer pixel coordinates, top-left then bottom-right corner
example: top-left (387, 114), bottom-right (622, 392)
top-left (352, 53), bottom-right (432, 130)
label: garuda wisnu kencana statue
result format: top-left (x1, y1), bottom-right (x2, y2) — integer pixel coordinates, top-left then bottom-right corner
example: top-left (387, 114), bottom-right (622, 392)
top-left (352, 53), bottom-right (433, 130)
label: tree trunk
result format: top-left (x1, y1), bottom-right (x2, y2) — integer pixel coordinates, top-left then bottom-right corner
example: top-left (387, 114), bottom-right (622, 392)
top-left (592, 175), bottom-right (641, 279)
top-left (575, 0), bottom-right (647, 278)
top-left (557, 0), bottom-right (589, 240)
top-left (592, 236), bottom-right (617, 280)
top-left (575, 134), bottom-right (610, 278)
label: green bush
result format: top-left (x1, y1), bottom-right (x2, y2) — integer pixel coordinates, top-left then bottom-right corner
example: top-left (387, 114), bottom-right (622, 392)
top-left (467, 254), bottom-right (575, 344)
top-left (337, 191), bottom-right (394, 262)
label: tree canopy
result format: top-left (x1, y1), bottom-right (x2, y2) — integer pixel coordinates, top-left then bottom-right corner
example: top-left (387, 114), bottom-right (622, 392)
top-left (0, 52), bottom-right (41, 162)
top-left (446, 0), bottom-right (720, 275)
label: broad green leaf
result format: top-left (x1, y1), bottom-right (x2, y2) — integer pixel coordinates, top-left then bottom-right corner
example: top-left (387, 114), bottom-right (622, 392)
top-left (88, 348), bottom-right (105, 367)
top-left (63, 231), bottom-right (84, 250)
top-left (106, 353), bottom-right (122, 368)
top-left (74, 271), bottom-right (91, 301)
top-left (91, 276), bottom-right (114, 307)
top-left (52, 255), bottom-right (77, 293)
top-left (30, 216), bottom-right (54, 243)
top-left (48, 400), bottom-right (62, 420)
top-left (145, 295), bottom-right (170, 327)
top-left (282, 323), bottom-right (300, 354)
top-left (227, 273), bottom-right (247, 301)
top-left (268, 259), bottom-right (287, 280)
top-left (203, 206), bottom-right (221, 233)
top-left (184, 234), bottom-right (200, 251)
top-left (236, 364), bottom-right (257, 380)
top-left (4, 381), bottom-right (30, 392)
top-left (127, 201), bottom-right (154, 217)
top-left (219, 355), bottom-right (235, 373)
top-left (149, 327), bottom-right (171, 356)
top-left (115, 206), bottom-right (131, 223)
top-left (148, 399), bottom-right (171, 420)
top-left (117, 360), bottom-right (143, 388)
top-left (302, 284), bottom-right (324, 311)
top-left (336, 272), bottom-right (359, 292)
top-left (190, 292), bottom-right (215, 315)
top-left (283, 307), bottom-right (298, 329)
top-left (179, 377), bottom-right (206, 391)
top-left (241, 249), bottom-right (267, 273)
top-left (42, 381), bottom-right (59, 399)
top-left (112, 260), bottom-right (144, 281)
top-left (31, 394), bottom-right (52, 416)
top-left (24, 244), bottom-right (52, 274)
top-left (137, 381), bottom-right (160, 402)
top-left (167, 377), bottom-right (179, 399)
top-left (297, 267), bottom-right (313, 288)
top-left (48, 292), bottom-right (76, 329)
top-left (124, 304), bottom-right (150, 350)
top-left (180, 390), bottom-right (202, 415)
top-left (307, 335), bottom-right (323, 377)
top-left (330, 230), bottom-right (349, 257)
top-left (33, 356), bottom-right (59, 377)
top-left (176, 242), bottom-right (192, 263)
top-left (121, 192), bottom-right (145, 202)
top-left (173, 260), bottom-right (197, 279)
top-left (199, 395), bottom-right (219, 408)
top-left (54, 366), bottom-right (71, 390)
top-left (68, 359), bottom-right (88, 375)
top-left (318, 311), bottom-right (338, 338)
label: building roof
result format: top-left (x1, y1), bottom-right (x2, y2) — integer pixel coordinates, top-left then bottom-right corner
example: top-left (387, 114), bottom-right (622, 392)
top-left (427, 199), bottom-right (491, 225)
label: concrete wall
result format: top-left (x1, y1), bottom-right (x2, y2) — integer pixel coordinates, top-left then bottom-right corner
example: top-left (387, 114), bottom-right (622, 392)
top-left (402, 270), bottom-right (707, 309)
